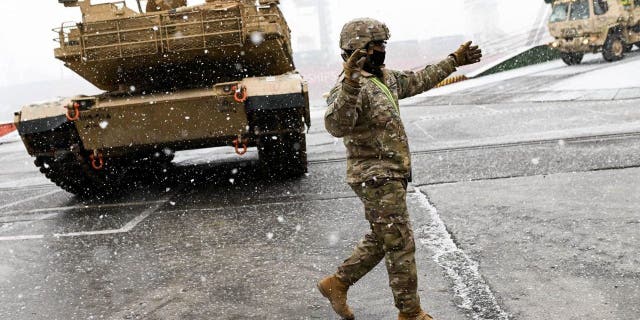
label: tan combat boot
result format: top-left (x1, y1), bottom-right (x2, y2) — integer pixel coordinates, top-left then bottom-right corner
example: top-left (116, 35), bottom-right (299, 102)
top-left (317, 275), bottom-right (355, 320)
top-left (398, 309), bottom-right (434, 320)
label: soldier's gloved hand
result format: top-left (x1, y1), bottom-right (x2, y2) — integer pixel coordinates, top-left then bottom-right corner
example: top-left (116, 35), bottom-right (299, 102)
top-left (449, 41), bottom-right (483, 66)
top-left (343, 49), bottom-right (368, 88)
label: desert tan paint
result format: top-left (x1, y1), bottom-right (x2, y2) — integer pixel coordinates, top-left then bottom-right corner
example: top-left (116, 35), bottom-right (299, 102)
top-left (548, 0), bottom-right (640, 52)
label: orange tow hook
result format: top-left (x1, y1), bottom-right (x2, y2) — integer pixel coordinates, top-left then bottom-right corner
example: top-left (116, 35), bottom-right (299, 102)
top-left (233, 137), bottom-right (248, 156)
top-left (231, 84), bottom-right (248, 103)
top-left (90, 151), bottom-right (104, 170)
top-left (66, 102), bottom-right (81, 121)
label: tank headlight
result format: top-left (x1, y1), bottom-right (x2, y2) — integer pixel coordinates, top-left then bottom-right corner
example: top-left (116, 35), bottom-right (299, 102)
top-left (582, 39), bottom-right (589, 45)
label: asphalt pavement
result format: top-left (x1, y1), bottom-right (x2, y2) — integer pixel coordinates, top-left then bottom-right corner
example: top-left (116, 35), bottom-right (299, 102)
top-left (1, 53), bottom-right (640, 319)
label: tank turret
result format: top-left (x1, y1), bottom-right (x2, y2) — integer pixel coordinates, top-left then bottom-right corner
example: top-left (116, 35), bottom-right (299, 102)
top-left (54, 0), bottom-right (295, 93)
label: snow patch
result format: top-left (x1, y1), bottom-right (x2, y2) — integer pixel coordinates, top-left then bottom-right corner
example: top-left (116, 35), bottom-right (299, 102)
top-left (413, 188), bottom-right (511, 320)
top-left (540, 55), bottom-right (640, 91)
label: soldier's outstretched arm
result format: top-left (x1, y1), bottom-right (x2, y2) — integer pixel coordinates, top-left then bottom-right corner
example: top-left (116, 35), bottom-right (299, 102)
top-left (394, 57), bottom-right (457, 99)
top-left (324, 50), bottom-right (367, 138)
top-left (395, 41), bottom-right (482, 99)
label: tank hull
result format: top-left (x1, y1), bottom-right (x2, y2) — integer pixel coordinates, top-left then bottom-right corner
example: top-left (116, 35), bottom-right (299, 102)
top-left (16, 73), bottom-right (308, 157)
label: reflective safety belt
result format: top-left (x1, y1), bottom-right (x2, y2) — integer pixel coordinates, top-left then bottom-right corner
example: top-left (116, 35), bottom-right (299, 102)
top-left (369, 77), bottom-right (399, 113)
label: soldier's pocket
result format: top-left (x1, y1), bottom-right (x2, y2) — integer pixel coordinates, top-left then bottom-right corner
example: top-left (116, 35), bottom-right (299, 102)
top-left (377, 223), bottom-right (403, 251)
top-left (380, 223), bottom-right (415, 252)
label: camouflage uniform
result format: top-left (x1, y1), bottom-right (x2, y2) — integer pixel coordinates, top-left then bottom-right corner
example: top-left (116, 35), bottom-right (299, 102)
top-left (324, 58), bottom-right (457, 314)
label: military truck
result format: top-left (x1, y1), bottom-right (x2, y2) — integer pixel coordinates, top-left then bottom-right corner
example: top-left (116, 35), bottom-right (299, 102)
top-left (14, 0), bottom-right (310, 197)
top-left (545, 0), bottom-right (640, 65)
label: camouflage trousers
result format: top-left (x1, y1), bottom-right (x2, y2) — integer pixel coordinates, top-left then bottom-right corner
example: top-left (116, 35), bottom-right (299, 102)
top-left (336, 178), bottom-right (420, 314)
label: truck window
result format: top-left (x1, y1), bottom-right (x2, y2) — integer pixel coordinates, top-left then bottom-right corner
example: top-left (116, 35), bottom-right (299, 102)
top-left (593, 0), bottom-right (609, 15)
top-left (570, 0), bottom-right (590, 20)
top-left (550, 3), bottom-right (569, 22)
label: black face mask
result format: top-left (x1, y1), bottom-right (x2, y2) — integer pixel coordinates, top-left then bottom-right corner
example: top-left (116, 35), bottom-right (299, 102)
top-left (368, 50), bottom-right (386, 67)
top-left (363, 50), bottom-right (386, 78)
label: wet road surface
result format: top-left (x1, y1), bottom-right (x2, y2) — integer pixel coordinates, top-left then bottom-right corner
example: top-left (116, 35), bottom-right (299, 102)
top-left (1, 54), bottom-right (640, 319)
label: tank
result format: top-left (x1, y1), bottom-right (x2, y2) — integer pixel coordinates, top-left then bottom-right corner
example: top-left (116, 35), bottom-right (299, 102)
top-left (13, 0), bottom-right (310, 197)
top-left (545, 0), bottom-right (640, 65)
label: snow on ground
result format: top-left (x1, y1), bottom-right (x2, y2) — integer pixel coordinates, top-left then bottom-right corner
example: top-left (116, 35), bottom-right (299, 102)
top-left (541, 55), bottom-right (640, 91)
top-left (414, 60), bottom-right (567, 98)
top-left (0, 130), bottom-right (20, 145)
top-left (417, 51), bottom-right (640, 99)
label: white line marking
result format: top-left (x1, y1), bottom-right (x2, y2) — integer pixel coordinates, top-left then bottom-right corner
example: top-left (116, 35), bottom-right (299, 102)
top-left (473, 105), bottom-right (497, 112)
top-left (0, 198), bottom-right (169, 241)
top-left (120, 204), bottom-right (161, 232)
top-left (0, 200), bottom-right (168, 217)
top-left (413, 188), bottom-right (511, 320)
top-left (0, 189), bottom-right (62, 211)
top-left (0, 212), bottom-right (61, 224)
top-left (0, 234), bottom-right (45, 241)
top-left (413, 122), bottom-right (436, 141)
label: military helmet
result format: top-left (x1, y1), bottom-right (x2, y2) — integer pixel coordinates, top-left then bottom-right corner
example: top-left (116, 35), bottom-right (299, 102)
top-left (339, 18), bottom-right (390, 51)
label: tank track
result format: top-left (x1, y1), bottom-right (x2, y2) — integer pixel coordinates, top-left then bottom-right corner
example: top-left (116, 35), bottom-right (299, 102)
top-left (35, 145), bottom-right (174, 198)
top-left (258, 132), bottom-right (307, 178)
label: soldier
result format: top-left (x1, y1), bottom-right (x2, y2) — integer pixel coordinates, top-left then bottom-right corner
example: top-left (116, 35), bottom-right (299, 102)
top-left (317, 18), bottom-right (482, 320)
top-left (146, 0), bottom-right (187, 12)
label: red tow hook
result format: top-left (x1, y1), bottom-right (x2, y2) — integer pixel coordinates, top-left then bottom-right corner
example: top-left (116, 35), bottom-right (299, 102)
top-left (90, 151), bottom-right (104, 170)
top-left (66, 102), bottom-right (81, 121)
top-left (231, 84), bottom-right (248, 103)
top-left (233, 137), bottom-right (249, 156)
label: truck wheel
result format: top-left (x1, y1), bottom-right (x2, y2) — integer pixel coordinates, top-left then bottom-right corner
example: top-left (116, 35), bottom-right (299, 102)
top-left (560, 52), bottom-right (584, 65)
top-left (602, 35), bottom-right (625, 62)
top-left (258, 132), bottom-right (307, 178)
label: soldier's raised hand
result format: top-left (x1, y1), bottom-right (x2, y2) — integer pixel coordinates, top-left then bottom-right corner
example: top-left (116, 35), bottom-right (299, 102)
top-left (343, 49), bottom-right (368, 88)
top-left (450, 41), bottom-right (483, 66)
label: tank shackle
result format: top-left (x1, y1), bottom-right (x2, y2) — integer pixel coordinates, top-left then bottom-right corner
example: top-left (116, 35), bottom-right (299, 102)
top-left (90, 152), bottom-right (104, 170)
top-left (231, 85), bottom-right (248, 103)
top-left (66, 102), bottom-right (81, 121)
top-left (233, 137), bottom-right (249, 156)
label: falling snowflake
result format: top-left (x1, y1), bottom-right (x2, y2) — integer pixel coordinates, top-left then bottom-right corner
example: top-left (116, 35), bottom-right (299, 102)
top-left (266, 232), bottom-right (274, 240)
top-left (277, 216), bottom-right (285, 223)
top-left (250, 32), bottom-right (265, 45)
top-left (531, 158), bottom-right (540, 165)
top-left (328, 232), bottom-right (340, 246)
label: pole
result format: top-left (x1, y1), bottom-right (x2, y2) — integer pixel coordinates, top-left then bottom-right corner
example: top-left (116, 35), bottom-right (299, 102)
top-left (136, 0), bottom-right (143, 12)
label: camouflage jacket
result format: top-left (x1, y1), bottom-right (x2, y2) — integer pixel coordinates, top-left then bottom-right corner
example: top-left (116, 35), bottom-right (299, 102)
top-left (325, 57), bottom-right (457, 184)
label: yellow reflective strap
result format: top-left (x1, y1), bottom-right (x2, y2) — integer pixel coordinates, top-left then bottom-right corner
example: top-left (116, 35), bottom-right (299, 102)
top-left (369, 77), bottom-right (399, 113)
